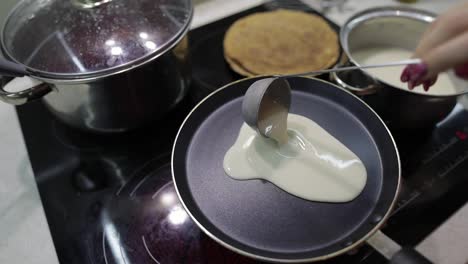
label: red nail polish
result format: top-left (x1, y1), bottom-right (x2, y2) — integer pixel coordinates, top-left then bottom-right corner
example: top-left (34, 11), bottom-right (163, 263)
top-left (407, 63), bottom-right (428, 82)
top-left (400, 67), bottom-right (410, 82)
top-left (423, 82), bottom-right (429, 91)
top-left (422, 76), bottom-right (438, 91)
top-left (408, 81), bottom-right (415, 90)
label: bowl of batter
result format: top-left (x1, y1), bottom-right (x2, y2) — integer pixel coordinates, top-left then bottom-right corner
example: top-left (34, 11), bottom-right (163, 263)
top-left (334, 7), bottom-right (468, 130)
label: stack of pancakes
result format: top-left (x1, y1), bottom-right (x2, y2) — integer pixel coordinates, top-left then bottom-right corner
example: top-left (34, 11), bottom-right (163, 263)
top-left (223, 9), bottom-right (339, 76)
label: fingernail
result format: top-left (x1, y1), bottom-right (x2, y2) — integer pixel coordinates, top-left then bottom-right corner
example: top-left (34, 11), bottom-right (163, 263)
top-left (400, 67), bottom-right (410, 82)
top-left (407, 63), bottom-right (428, 82)
top-left (408, 79), bottom-right (423, 90)
top-left (422, 76), bottom-right (437, 92)
top-left (423, 82), bottom-right (430, 91)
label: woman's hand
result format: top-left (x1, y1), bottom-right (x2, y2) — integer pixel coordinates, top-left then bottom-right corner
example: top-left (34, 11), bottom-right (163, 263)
top-left (400, 2), bottom-right (468, 91)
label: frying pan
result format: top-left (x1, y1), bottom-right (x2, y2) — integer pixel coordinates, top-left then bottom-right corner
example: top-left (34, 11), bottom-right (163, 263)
top-left (172, 77), bottom-right (431, 263)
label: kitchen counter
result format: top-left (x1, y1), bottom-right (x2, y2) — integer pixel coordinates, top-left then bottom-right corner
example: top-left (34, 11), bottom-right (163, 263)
top-left (0, 1), bottom-right (466, 264)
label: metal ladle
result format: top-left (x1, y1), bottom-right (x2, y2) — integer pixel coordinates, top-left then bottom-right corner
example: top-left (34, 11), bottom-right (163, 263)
top-left (242, 59), bottom-right (422, 144)
top-left (242, 78), bottom-right (291, 145)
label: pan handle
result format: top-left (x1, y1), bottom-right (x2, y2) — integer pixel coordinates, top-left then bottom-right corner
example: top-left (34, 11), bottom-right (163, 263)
top-left (367, 230), bottom-right (432, 264)
top-left (388, 248), bottom-right (432, 264)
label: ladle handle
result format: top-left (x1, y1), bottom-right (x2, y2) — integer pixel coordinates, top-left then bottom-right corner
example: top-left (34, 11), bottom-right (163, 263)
top-left (276, 59), bottom-right (423, 78)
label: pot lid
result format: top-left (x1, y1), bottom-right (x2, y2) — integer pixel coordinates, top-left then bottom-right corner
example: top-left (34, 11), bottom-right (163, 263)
top-left (2, 0), bottom-right (192, 79)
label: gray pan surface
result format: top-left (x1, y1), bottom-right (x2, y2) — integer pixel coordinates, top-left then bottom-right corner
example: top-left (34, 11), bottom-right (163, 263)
top-left (172, 77), bottom-right (400, 262)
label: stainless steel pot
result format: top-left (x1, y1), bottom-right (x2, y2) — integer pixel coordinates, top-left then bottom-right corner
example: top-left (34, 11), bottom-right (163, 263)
top-left (0, 0), bottom-right (193, 133)
top-left (333, 7), bottom-right (468, 130)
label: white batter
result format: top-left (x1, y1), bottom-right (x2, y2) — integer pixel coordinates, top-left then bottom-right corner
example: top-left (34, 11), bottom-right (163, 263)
top-left (352, 47), bottom-right (459, 95)
top-left (223, 114), bottom-right (367, 203)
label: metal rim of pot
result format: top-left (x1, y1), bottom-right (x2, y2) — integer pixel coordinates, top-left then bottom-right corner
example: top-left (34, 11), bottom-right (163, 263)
top-left (0, 0), bottom-right (194, 84)
top-left (338, 6), bottom-right (468, 98)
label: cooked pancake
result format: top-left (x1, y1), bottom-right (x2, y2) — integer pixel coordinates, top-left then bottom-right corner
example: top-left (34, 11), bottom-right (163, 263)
top-left (225, 55), bottom-right (255, 77)
top-left (224, 9), bottom-right (339, 76)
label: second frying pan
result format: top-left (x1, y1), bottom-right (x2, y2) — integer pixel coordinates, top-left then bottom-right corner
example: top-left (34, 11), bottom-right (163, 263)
top-left (172, 77), bottom-right (431, 263)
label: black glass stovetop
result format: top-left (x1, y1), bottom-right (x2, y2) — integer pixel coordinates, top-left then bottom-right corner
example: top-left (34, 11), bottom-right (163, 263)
top-left (15, 3), bottom-right (468, 264)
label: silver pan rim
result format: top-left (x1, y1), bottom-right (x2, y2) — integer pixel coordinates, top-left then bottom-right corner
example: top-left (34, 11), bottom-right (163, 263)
top-left (171, 76), bottom-right (401, 263)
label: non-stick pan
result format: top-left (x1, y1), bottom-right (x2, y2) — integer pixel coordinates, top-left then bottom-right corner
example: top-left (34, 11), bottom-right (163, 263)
top-left (172, 77), bottom-right (431, 263)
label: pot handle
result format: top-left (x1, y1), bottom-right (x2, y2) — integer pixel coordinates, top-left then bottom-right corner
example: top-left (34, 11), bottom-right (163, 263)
top-left (330, 71), bottom-right (380, 96)
top-left (0, 76), bottom-right (52, 105)
top-left (354, 84), bottom-right (380, 96)
top-left (367, 230), bottom-right (432, 264)
top-left (331, 52), bottom-right (380, 96)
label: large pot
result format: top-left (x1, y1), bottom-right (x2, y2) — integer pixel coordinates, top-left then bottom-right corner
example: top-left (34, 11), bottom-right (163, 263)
top-left (332, 7), bottom-right (468, 130)
top-left (0, 0), bottom-right (193, 133)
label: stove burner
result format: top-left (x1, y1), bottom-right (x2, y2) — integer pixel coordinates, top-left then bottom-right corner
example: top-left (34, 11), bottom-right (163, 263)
top-left (52, 120), bottom-right (106, 151)
top-left (191, 29), bottom-right (241, 92)
top-left (97, 156), bottom-right (260, 264)
top-left (72, 158), bottom-right (127, 192)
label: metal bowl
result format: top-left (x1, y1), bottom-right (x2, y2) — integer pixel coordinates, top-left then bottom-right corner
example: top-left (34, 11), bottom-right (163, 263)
top-left (334, 7), bottom-right (468, 130)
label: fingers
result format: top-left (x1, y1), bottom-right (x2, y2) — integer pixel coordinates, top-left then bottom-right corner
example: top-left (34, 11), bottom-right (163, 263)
top-left (422, 76), bottom-right (438, 92)
top-left (401, 31), bottom-right (468, 92)
top-left (401, 65), bottom-right (437, 92)
top-left (400, 63), bottom-right (428, 84)
top-left (401, 30), bottom-right (468, 91)
top-left (423, 30), bottom-right (468, 78)
top-left (415, 5), bottom-right (468, 57)
top-left (401, 2), bottom-right (468, 92)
